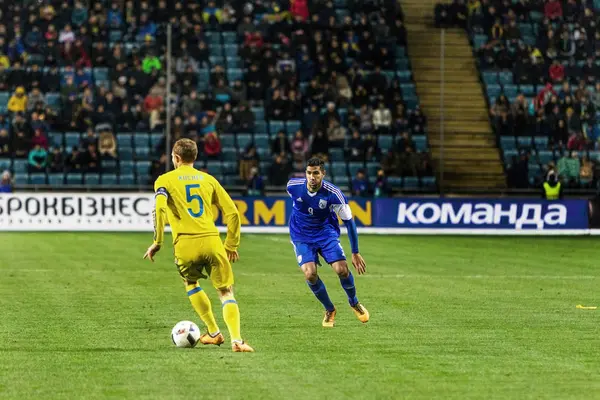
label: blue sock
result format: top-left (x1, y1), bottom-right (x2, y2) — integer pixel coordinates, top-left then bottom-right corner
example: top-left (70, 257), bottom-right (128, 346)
top-left (307, 278), bottom-right (335, 312)
top-left (340, 272), bottom-right (359, 307)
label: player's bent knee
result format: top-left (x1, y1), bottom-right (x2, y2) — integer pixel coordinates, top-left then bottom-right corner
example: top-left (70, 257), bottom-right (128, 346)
top-left (332, 261), bottom-right (349, 278)
top-left (301, 263), bottom-right (318, 283)
top-left (217, 286), bottom-right (234, 298)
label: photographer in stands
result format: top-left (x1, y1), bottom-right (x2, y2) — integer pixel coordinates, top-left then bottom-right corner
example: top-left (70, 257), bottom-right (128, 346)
top-left (542, 171), bottom-right (563, 200)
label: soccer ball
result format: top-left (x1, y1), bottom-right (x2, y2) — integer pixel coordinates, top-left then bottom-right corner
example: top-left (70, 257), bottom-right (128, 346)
top-left (171, 321), bottom-right (201, 348)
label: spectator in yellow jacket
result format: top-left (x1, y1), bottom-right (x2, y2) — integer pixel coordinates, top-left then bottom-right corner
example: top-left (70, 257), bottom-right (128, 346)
top-left (8, 86), bottom-right (27, 113)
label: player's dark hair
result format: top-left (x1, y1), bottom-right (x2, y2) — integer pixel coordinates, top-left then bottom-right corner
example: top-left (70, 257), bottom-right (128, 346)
top-left (173, 138), bottom-right (198, 163)
top-left (306, 157), bottom-right (325, 171)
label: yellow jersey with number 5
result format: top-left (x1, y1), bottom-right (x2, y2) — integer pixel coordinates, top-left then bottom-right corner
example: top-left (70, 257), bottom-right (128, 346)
top-left (152, 165), bottom-right (240, 251)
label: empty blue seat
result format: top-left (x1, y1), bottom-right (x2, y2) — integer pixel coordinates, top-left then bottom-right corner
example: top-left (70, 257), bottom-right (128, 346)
top-left (487, 84), bottom-right (502, 99)
top-left (119, 147), bottom-right (133, 161)
top-left (120, 161), bottom-right (134, 175)
top-left (379, 136), bottom-right (393, 151)
top-left (537, 150), bottom-right (553, 164)
top-left (348, 162), bottom-right (364, 177)
top-left (117, 133), bottom-right (133, 148)
top-left (133, 133), bottom-right (149, 148)
top-left (205, 32), bottom-right (221, 45)
top-left (400, 83), bottom-right (416, 97)
top-left (93, 67), bottom-right (109, 82)
top-left (207, 162), bottom-right (223, 176)
top-left (65, 132), bottom-right (81, 149)
top-left (333, 175), bottom-right (348, 186)
top-left (48, 173), bottom-right (64, 186)
top-left (0, 158), bottom-right (10, 171)
top-left (503, 84), bottom-right (518, 98)
top-left (366, 162), bottom-right (379, 177)
top-left (46, 93), bottom-right (60, 108)
top-left (517, 136), bottom-right (533, 148)
top-left (209, 56), bottom-right (225, 66)
top-left (520, 84), bottom-right (535, 96)
top-left (209, 45), bottom-right (223, 57)
top-left (101, 173), bottom-right (118, 186)
top-left (498, 71), bottom-right (513, 85)
top-left (482, 71), bottom-right (498, 85)
top-left (109, 30), bottom-right (122, 42)
top-left (329, 148), bottom-right (344, 162)
top-left (0, 91), bottom-right (9, 106)
top-left (500, 136), bottom-right (516, 150)
top-left (236, 134), bottom-right (253, 149)
top-left (223, 161), bottom-right (237, 175)
top-left (503, 149), bottom-right (519, 163)
top-left (422, 176), bottom-right (436, 189)
top-left (254, 134), bottom-right (269, 148)
top-left (227, 68), bottom-right (243, 82)
top-left (49, 132), bottom-right (63, 148)
top-left (395, 47), bottom-right (406, 57)
top-left (135, 161), bottom-right (151, 177)
top-left (255, 121), bottom-right (267, 135)
top-left (150, 133), bottom-right (163, 148)
top-left (220, 134), bottom-right (236, 148)
top-left (224, 45), bottom-right (238, 57)
top-left (30, 173), bottom-right (46, 185)
top-left (135, 147), bottom-right (151, 161)
top-left (119, 174), bottom-right (135, 185)
top-left (222, 148), bottom-right (237, 162)
top-left (331, 162), bottom-right (347, 177)
top-left (404, 177), bottom-right (419, 189)
top-left (397, 70), bottom-right (412, 82)
top-left (226, 57), bottom-right (241, 69)
top-left (388, 177), bottom-right (402, 188)
top-left (533, 136), bottom-right (549, 149)
top-left (13, 173), bottom-right (28, 184)
top-left (286, 121), bottom-right (301, 134)
top-left (222, 31), bottom-right (237, 44)
top-left (252, 107), bottom-right (265, 121)
top-left (269, 121), bottom-right (285, 135)
top-left (66, 173), bottom-right (82, 185)
top-left (13, 159), bottom-right (28, 173)
top-left (84, 174), bottom-right (100, 185)
top-left (412, 135), bottom-right (428, 151)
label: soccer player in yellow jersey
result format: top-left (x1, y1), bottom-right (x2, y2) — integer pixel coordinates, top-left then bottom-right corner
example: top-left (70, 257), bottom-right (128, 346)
top-left (143, 138), bottom-right (254, 353)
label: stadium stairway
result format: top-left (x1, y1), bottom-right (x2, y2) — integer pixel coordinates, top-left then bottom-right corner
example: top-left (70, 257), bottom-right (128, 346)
top-left (401, 0), bottom-right (506, 192)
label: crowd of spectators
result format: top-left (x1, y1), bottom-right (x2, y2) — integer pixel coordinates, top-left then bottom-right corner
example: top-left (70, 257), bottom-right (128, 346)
top-left (0, 0), bottom-right (434, 195)
top-left (436, 0), bottom-right (600, 190)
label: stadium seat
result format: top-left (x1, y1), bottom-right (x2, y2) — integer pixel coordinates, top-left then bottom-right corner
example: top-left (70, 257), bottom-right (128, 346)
top-left (222, 148), bottom-right (238, 162)
top-left (537, 150), bottom-right (554, 165)
top-left (48, 173), bottom-right (64, 186)
top-left (220, 134), bottom-right (236, 148)
top-left (14, 173), bottom-right (28, 184)
top-left (226, 57), bottom-right (241, 69)
top-left (517, 136), bottom-right (533, 149)
top-left (481, 71), bottom-right (498, 85)
top-left (29, 173), bottom-right (47, 185)
top-left (533, 136), bottom-right (549, 149)
top-left (135, 147), bottom-right (151, 161)
top-left (93, 67), bottom-right (109, 82)
top-left (388, 177), bottom-right (402, 188)
top-left (256, 147), bottom-right (269, 159)
top-left (66, 173), bottom-right (83, 185)
top-left (119, 161), bottom-right (134, 175)
top-left (286, 121), bottom-right (301, 134)
top-left (119, 147), bottom-right (134, 161)
top-left (221, 175), bottom-right (237, 186)
top-left (222, 32), bottom-right (236, 44)
top-left (133, 133), bottom-right (150, 148)
top-left (84, 174), bottom-right (101, 185)
top-left (503, 84), bottom-right (518, 98)
top-left (227, 68), bottom-right (243, 82)
top-left (422, 176), bottom-right (437, 189)
top-left (498, 71), bottom-right (513, 85)
top-left (331, 162), bottom-right (347, 177)
top-left (117, 133), bottom-right (133, 148)
top-left (119, 174), bottom-right (135, 185)
top-left (101, 173), bottom-right (118, 186)
top-left (224, 45), bottom-right (238, 57)
top-left (404, 177), bottom-right (419, 189)
top-left (222, 161), bottom-right (237, 175)
top-left (269, 121), bottom-right (285, 135)
top-left (49, 132), bottom-right (63, 148)
top-left (252, 107), bottom-right (265, 121)
top-left (0, 157), bottom-right (11, 171)
top-left (0, 91), bottom-right (9, 106)
top-left (150, 133), bottom-right (163, 148)
top-left (254, 134), bottom-right (269, 148)
top-left (500, 136), bottom-right (516, 150)
top-left (13, 159), bottom-right (28, 174)
top-left (46, 93), bottom-right (60, 108)
top-left (255, 121), bottom-right (267, 135)
top-left (329, 148), bottom-right (345, 162)
top-left (65, 132), bottom-right (81, 149)
top-left (412, 135), bottom-right (428, 151)
top-left (206, 162), bottom-right (223, 176)
top-left (236, 134), bottom-right (253, 149)
top-left (366, 162), bottom-right (379, 177)
top-left (379, 136), bottom-right (393, 152)
top-left (348, 162), bottom-right (364, 177)
top-left (333, 175), bottom-right (348, 186)
top-left (135, 161), bottom-right (151, 178)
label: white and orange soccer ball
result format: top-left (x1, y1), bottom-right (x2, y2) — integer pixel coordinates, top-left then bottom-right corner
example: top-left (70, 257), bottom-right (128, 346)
top-left (171, 321), bottom-right (201, 348)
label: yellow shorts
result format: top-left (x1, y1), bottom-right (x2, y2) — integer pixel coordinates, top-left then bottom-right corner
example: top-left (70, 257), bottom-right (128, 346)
top-left (173, 235), bottom-right (234, 289)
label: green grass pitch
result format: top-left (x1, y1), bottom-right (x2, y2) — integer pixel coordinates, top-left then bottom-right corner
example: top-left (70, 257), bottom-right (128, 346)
top-left (1, 233), bottom-right (599, 399)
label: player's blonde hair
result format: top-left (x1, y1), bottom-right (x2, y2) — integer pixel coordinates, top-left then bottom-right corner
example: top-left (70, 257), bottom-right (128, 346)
top-left (173, 138), bottom-right (198, 163)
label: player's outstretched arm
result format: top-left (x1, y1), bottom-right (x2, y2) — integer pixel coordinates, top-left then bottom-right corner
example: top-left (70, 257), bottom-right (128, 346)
top-left (344, 218), bottom-right (366, 275)
top-left (144, 183), bottom-right (168, 262)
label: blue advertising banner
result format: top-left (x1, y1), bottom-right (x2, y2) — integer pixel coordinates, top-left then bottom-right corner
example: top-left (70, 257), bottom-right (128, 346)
top-left (373, 198), bottom-right (589, 230)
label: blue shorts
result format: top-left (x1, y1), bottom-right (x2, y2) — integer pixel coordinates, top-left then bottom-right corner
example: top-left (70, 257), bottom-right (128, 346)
top-left (291, 239), bottom-right (346, 267)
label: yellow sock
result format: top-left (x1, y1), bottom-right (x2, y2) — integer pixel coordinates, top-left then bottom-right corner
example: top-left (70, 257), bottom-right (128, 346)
top-left (186, 283), bottom-right (219, 336)
top-left (221, 295), bottom-right (242, 343)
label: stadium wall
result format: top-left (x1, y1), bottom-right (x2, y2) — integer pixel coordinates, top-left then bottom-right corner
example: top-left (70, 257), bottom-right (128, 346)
top-left (1, 193), bottom-right (599, 235)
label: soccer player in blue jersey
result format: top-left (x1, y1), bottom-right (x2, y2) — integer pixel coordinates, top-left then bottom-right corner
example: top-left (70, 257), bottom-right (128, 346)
top-left (287, 157), bottom-right (369, 327)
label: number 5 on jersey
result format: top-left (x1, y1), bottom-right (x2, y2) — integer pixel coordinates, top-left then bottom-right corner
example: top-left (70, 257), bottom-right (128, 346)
top-left (186, 184), bottom-right (204, 217)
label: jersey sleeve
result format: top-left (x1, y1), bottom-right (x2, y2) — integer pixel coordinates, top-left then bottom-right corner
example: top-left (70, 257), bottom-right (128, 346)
top-left (153, 175), bottom-right (169, 245)
top-left (328, 185), bottom-right (353, 221)
top-left (213, 178), bottom-right (241, 252)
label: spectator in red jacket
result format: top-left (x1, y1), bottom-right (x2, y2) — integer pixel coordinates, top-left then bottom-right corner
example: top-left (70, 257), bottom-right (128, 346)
top-left (290, 0), bottom-right (309, 21)
top-left (536, 83), bottom-right (557, 110)
top-left (549, 60), bottom-right (565, 82)
top-left (545, 0), bottom-right (563, 20)
top-left (143, 88), bottom-right (163, 113)
top-left (204, 132), bottom-right (222, 159)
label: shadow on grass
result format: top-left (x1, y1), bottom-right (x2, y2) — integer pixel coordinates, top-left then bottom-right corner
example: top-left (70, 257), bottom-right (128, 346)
top-left (0, 347), bottom-right (220, 353)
